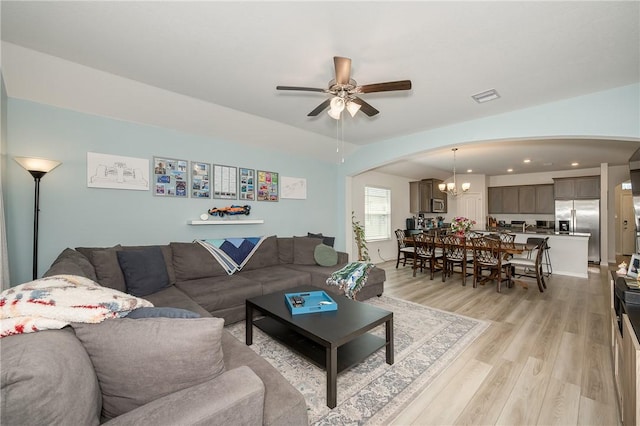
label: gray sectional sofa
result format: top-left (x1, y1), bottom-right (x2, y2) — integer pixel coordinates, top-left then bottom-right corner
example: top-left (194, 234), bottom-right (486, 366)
top-left (1, 235), bottom-right (385, 425)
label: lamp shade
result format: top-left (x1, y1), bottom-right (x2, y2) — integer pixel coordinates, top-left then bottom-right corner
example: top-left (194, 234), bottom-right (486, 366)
top-left (461, 182), bottom-right (471, 192)
top-left (15, 157), bottom-right (61, 173)
top-left (346, 101), bottom-right (361, 117)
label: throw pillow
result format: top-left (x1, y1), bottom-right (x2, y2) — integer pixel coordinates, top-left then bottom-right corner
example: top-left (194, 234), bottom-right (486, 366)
top-left (87, 247), bottom-right (127, 293)
top-left (126, 307), bottom-right (200, 319)
top-left (293, 236), bottom-right (321, 265)
top-left (116, 247), bottom-right (170, 297)
top-left (307, 232), bottom-right (335, 247)
top-left (72, 317), bottom-right (226, 420)
top-left (314, 243), bottom-right (339, 267)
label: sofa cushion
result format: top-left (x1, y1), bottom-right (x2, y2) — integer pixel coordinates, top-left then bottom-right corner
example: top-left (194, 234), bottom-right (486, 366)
top-left (78, 246), bottom-right (126, 293)
top-left (292, 236), bottom-right (321, 265)
top-left (242, 235), bottom-right (279, 271)
top-left (142, 285), bottom-right (212, 318)
top-left (44, 248), bottom-right (97, 281)
top-left (72, 317), bottom-right (226, 420)
top-left (277, 237), bottom-right (294, 264)
top-left (308, 232), bottom-right (335, 247)
top-left (117, 247), bottom-right (170, 297)
top-left (0, 328), bottom-right (101, 426)
top-left (239, 265), bottom-right (311, 294)
top-left (314, 243), bottom-right (338, 267)
top-left (126, 307), bottom-right (200, 319)
top-left (171, 242), bottom-right (228, 280)
top-left (175, 275), bottom-right (261, 314)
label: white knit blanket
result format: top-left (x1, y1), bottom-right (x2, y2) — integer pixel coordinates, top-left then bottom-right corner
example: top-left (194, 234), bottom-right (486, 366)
top-left (0, 275), bottom-right (153, 338)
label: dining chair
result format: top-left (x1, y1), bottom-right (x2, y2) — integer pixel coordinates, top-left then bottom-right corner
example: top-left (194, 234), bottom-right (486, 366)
top-left (395, 229), bottom-right (415, 268)
top-left (412, 233), bottom-right (444, 280)
top-left (441, 234), bottom-right (471, 285)
top-left (470, 236), bottom-right (511, 292)
top-left (510, 237), bottom-right (548, 292)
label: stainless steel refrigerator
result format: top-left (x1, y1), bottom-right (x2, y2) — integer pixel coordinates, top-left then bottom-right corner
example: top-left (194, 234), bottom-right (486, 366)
top-left (555, 199), bottom-right (600, 263)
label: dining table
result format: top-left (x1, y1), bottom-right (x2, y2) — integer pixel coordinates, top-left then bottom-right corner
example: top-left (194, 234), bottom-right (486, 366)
top-left (403, 235), bottom-right (538, 289)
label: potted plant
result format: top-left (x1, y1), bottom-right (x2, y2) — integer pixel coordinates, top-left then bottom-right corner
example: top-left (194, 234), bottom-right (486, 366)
top-left (352, 212), bottom-right (370, 262)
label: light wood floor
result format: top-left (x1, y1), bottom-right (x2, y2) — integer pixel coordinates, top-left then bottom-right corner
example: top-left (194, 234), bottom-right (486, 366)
top-left (380, 259), bottom-right (621, 426)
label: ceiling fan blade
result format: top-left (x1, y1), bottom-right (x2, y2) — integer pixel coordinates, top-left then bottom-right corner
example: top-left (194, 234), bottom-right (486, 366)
top-left (307, 98), bottom-right (332, 116)
top-left (276, 86), bottom-right (327, 92)
top-left (358, 80), bottom-right (412, 93)
top-left (334, 57), bottom-right (352, 85)
top-left (351, 97), bottom-right (379, 117)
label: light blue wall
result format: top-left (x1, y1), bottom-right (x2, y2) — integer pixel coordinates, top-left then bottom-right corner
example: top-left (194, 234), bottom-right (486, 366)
top-left (5, 99), bottom-right (339, 285)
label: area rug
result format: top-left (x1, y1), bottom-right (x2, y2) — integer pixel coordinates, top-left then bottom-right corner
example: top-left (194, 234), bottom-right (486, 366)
top-left (226, 295), bottom-right (489, 425)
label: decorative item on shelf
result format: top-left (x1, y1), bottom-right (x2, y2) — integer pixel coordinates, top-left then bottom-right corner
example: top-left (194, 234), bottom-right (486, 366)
top-left (438, 148), bottom-right (470, 197)
top-left (208, 205), bottom-right (251, 217)
top-left (436, 216), bottom-right (445, 228)
top-left (199, 213), bottom-right (209, 221)
top-left (617, 261), bottom-right (628, 276)
top-left (14, 156), bottom-right (62, 280)
top-left (351, 211), bottom-right (370, 262)
top-left (450, 216), bottom-right (476, 236)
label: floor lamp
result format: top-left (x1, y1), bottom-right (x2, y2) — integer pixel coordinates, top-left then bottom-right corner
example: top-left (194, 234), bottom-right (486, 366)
top-left (15, 157), bottom-right (62, 280)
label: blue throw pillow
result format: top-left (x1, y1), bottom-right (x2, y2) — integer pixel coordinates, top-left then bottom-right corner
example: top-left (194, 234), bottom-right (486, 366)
top-left (116, 247), bottom-right (170, 297)
top-left (126, 307), bottom-right (201, 319)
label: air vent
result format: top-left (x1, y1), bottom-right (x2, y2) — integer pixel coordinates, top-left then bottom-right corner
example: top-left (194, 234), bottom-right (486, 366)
top-left (472, 89), bottom-right (500, 103)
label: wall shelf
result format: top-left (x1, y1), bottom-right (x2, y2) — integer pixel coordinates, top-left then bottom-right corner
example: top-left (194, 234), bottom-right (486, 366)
top-left (187, 219), bottom-right (264, 225)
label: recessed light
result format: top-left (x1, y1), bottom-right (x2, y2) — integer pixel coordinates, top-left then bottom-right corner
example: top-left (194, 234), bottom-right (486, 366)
top-left (507, 168), bottom-right (513, 173)
top-left (523, 159), bottom-right (531, 163)
top-left (543, 162), bottom-right (553, 166)
top-left (571, 162), bottom-right (579, 167)
top-left (471, 89), bottom-right (500, 104)
top-left (467, 169), bottom-right (472, 173)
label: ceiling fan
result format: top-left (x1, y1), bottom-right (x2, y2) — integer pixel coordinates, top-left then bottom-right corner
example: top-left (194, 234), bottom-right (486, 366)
top-left (276, 56), bottom-right (412, 119)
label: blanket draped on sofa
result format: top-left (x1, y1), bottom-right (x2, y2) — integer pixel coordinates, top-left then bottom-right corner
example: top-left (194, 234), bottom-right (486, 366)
top-left (326, 262), bottom-right (375, 299)
top-left (196, 237), bottom-right (267, 275)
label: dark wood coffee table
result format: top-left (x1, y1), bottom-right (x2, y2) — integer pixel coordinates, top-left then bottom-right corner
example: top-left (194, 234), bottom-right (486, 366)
top-left (245, 286), bottom-right (394, 408)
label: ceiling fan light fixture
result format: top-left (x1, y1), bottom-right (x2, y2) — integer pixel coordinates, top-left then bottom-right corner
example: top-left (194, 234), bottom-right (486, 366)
top-left (346, 101), bottom-right (361, 117)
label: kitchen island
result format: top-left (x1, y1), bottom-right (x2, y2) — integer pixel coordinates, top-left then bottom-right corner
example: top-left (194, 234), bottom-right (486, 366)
top-left (510, 231), bottom-right (590, 278)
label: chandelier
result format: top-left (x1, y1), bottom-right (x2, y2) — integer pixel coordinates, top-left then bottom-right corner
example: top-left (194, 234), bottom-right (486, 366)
top-left (438, 148), bottom-right (471, 196)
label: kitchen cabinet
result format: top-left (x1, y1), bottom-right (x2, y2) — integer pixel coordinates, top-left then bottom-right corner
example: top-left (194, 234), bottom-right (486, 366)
top-left (535, 184), bottom-right (555, 213)
top-left (409, 179), bottom-right (446, 213)
top-left (554, 176), bottom-right (600, 199)
top-left (488, 184), bottom-right (554, 214)
top-left (518, 186), bottom-right (536, 213)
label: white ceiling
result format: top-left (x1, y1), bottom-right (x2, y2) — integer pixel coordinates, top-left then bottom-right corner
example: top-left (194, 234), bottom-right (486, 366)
top-left (1, 1), bottom-right (639, 179)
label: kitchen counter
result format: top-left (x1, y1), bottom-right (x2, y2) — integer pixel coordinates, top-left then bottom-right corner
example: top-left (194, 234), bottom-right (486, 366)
top-left (475, 230), bottom-right (591, 278)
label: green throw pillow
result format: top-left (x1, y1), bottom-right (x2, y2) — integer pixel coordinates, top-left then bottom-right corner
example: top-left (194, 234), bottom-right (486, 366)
top-left (314, 243), bottom-right (338, 267)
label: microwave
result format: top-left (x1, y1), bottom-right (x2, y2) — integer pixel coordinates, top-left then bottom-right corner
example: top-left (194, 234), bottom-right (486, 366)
top-left (432, 198), bottom-right (446, 213)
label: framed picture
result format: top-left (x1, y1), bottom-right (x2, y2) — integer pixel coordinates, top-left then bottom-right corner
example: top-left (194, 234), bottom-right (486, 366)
top-left (213, 164), bottom-right (238, 199)
top-left (257, 170), bottom-right (279, 202)
top-left (87, 152), bottom-right (149, 191)
top-left (190, 161), bottom-right (211, 199)
top-left (628, 254), bottom-right (640, 279)
top-left (281, 176), bottom-right (307, 200)
top-left (239, 167), bottom-right (255, 201)
top-left (153, 157), bottom-right (188, 197)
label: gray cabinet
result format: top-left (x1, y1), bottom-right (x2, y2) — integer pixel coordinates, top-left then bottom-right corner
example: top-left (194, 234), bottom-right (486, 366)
top-left (535, 185), bottom-right (555, 213)
top-left (409, 179), bottom-right (446, 213)
top-left (488, 186), bottom-right (518, 213)
top-left (518, 186), bottom-right (536, 213)
top-left (488, 184), bottom-right (555, 214)
top-left (554, 176), bottom-right (600, 199)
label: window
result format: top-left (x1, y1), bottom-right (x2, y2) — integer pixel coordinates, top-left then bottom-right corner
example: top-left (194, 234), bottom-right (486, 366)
top-left (364, 186), bottom-right (391, 241)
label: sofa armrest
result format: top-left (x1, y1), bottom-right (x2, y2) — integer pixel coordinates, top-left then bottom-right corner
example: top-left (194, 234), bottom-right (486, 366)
top-left (337, 251), bottom-right (348, 264)
top-left (103, 366), bottom-right (264, 426)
